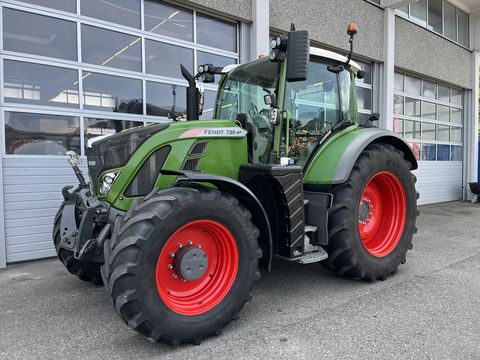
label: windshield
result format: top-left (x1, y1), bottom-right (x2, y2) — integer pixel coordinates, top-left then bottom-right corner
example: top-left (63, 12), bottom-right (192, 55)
top-left (286, 58), bottom-right (355, 166)
top-left (216, 59), bottom-right (280, 163)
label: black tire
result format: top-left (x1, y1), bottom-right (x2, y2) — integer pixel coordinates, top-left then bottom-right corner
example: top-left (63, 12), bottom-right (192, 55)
top-left (53, 202), bottom-right (103, 284)
top-left (101, 186), bottom-right (261, 346)
top-left (326, 143), bottom-right (418, 281)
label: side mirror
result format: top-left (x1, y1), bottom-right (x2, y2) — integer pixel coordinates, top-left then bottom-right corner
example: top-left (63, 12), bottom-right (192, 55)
top-left (264, 94), bottom-right (277, 108)
top-left (286, 29), bottom-right (310, 82)
top-left (357, 70), bottom-right (366, 80)
top-left (369, 113), bottom-right (380, 122)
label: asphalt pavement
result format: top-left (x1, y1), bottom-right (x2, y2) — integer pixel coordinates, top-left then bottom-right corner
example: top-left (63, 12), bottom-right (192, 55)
top-left (1, 201), bottom-right (479, 360)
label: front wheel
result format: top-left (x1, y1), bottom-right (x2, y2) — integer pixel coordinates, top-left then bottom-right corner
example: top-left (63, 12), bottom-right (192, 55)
top-left (326, 143), bottom-right (418, 281)
top-left (101, 186), bottom-right (261, 346)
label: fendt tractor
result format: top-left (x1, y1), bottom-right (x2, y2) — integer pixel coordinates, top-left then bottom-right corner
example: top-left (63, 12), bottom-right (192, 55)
top-left (53, 24), bottom-right (418, 345)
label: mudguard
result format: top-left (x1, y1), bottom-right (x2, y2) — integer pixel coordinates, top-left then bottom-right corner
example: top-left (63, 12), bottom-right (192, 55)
top-left (304, 127), bottom-right (418, 185)
top-left (159, 169), bottom-right (273, 271)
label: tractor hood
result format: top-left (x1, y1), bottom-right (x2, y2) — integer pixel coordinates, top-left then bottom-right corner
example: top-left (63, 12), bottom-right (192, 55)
top-left (86, 123), bottom-right (170, 191)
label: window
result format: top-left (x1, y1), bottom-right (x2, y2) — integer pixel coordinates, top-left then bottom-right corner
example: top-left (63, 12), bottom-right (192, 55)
top-left (83, 72), bottom-right (143, 113)
top-left (196, 13), bottom-right (237, 52)
top-left (85, 117), bottom-right (143, 150)
top-left (458, 10), bottom-right (469, 47)
top-left (396, 0), bottom-right (469, 48)
top-left (394, 71), bottom-right (464, 162)
top-left (355, 61), bottom-right (373, 125)
top-left (81, 0), bottom-right (141, 29)
top-left (144, 1), bottom-right (193, 41)
top-left (81, 25), bottom-right (142, 72)
top-left (146, 82), bottom-right (186, 118)
top-left (4, 60), bottom-right (79, 108)
top-left (410, 0), bottom-right (427, 27)
top-left (443, 1), bottom-right (457, 42)
top-left (3, 9), bottom-right (77, 61)
top-left (18, 0), bottom-right (76, 12)
top-left (1, 2), bottom-right (239, 156)
top-left (428, 0), bottom-right (443, 33)
top-left (145, 40), bottom-right (194, 78)
top-left (5, 112), bottom-right (80, 155)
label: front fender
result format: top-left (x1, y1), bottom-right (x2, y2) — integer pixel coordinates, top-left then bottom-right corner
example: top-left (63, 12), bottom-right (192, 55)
top-left (304, 127), bottom-right (418, 185)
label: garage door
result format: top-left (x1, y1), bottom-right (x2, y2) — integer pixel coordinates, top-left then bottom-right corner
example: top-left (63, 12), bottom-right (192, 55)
top-left (393, 72), bottom-right (464, 205)
top-left (3, 157), bottom-right (85, 263)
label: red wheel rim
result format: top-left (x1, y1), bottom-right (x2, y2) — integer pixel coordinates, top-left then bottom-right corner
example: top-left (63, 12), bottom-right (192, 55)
top-left (156, 220), bottom-right (238, 315)
top-left (357, 171), bottom-right (406, 257)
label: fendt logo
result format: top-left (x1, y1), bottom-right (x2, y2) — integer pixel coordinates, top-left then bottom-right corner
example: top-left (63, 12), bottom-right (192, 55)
top-left (180, 127), bottom-right (247, 139)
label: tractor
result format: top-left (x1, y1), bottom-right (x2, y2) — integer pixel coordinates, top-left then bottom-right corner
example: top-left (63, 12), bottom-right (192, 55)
top-left (53, 24), bottom-right (418, 346)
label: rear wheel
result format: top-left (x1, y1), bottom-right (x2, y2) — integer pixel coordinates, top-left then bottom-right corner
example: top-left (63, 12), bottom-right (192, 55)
top-left (101, 186), bottom-right (261, 346)
top-left (53, 202), bottom-right (103, 284)
top-left (326, 143), bottom-right (417, 281)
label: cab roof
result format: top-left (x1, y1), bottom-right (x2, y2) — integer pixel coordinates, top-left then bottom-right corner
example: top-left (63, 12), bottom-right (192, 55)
top-left (222, 47), bottom-right (363, 74)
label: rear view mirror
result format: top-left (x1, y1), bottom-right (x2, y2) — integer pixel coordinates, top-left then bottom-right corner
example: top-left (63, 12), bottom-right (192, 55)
top-left (286, 30), bottom-right (310, 82)
top-left (264, 94), bottom-right (277, 108)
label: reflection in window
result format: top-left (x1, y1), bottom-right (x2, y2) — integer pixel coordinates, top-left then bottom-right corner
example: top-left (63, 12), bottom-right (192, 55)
top-left (200, 90), bottom-right (217, 120)
top-left (450, 126), bottom-right (462, 142)
top-left (3, 8), bottom-right (77, 61)
top-left (81, 25), bottom-right (142, 72)
top-left (85, 118), bottom-right (143, 149)
top-left (438, 85), bottom-right (450, 102)
top-left (146, 82), bottom-right (186, 118)
top-left (144, 0), bottom-right (193, 41)
top-left (81, 0), bottom-right (140, 28)
top-left (422, 122), bottom-right (435, 140)
top-left (405, 75), bottom-right (421, 96)
top-left (436, 124), bottom-right (449, 141)
top-left (394, 95), bottom-right (404, 115)
top-left (405, 97), bottom-right (420, 117)
top-left (410, 0), bottom-right (426, 26)
top-left (422, 101), bottom-right (436, 120)
top-left (422, 143), bottom-right (436, 160)
top-left (5, 112), bottom-right (80, 155)
top-left (437, 105), bottom-right (449, 122)
top-left (83, 72), bottom-right (142, 114)
top-left (404, 120), bottom-right (421, 139)
top-left (394, 72), bottom-right (404, 92)
top-left (423, 80), bottom-right (436, 98)
top-left (145, 40), bottom-right (193, 78)
top-left (443, 1), bottom-right (457, 42)
top-left (451, 146), bottom-right (462, 161)
top-left (428, 0), bottom-right (442, 33)
top-left (356, 87), bottom-right (372, 111)
top-left (409, 142), bottom-right (421, 160)
top-left (196, 13), bottom-right (237, 52)
top-left (394, 118), bottom-right (404, 136)
top-left (4, 60), bottom-right (79, 108)
top-left (458, 10), bottom-right (469, 47)
top-left (451, 108), bottom-right (462, 124)
top-left (437, 144), bottom-right (450, 161)
top-left (18, 0), bottom-right (76, 12)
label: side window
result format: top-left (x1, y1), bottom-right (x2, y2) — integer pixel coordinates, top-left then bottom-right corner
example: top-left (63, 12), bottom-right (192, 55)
top-left (286, 59), bottom-right (340, 165)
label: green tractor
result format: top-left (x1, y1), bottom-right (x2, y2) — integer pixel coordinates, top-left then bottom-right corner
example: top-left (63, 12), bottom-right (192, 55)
top-left (53, 24), bottom-right (418, 345)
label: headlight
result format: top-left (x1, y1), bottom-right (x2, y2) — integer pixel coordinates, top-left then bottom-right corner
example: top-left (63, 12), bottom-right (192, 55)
top-left (100, 171), bottom-right (120, 195)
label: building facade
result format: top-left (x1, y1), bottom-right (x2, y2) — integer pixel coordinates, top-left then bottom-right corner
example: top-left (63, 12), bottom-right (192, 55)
top-left (0, 0), bottom-right (479, 268)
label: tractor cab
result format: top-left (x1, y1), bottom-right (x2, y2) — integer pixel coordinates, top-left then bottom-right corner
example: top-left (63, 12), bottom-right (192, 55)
top-left (214, 49), bottom-right (363, 166)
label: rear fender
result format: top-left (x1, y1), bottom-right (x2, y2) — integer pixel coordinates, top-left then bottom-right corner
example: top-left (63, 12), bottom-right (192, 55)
top-left (160, 170), bottom-right (273, 271)
top-left (304, 127), bottom-right (418, 185)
